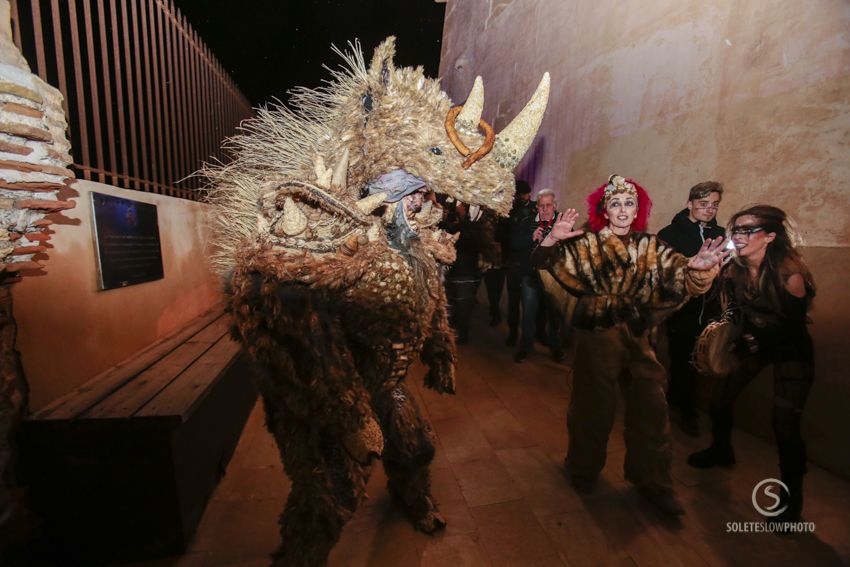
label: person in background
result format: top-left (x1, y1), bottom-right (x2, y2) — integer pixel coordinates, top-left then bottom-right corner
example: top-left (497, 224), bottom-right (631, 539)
top-left (658, 181), bottom-right (725, 436)
top-left (688, 205), bottom-right (815, 526)
top-left (479, 207), bottom-right (510, 327)
top-left (505, 180), bottom-right (535, 349)
top-left (442, 201), bottom-right (483, 345)
top-left (533, 174), bottom-right (729, 516)
top-left (510, 188), bottom-right (563, 363)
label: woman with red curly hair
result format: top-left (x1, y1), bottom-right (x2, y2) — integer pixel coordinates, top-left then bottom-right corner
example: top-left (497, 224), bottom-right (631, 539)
top-left (532, 174), bottom-right (729, 516)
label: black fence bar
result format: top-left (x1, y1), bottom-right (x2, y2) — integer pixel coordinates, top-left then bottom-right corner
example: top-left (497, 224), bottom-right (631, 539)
top-left (10, 0), bottom-right (254, 201)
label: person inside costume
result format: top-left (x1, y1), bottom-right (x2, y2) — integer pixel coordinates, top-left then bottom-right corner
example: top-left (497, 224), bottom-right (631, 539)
top-left (688, 205), bottom-right (816, 525)
top-left (658, 181), bottom-right (726, 436)
top-left (532, 174), bottom-right (729, 516)
top-left (206, 37), bottom-right (550, 566)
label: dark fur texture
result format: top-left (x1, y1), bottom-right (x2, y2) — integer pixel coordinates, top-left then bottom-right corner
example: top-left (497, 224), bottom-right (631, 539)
top-left (229, 234), bottom-right (454, 566)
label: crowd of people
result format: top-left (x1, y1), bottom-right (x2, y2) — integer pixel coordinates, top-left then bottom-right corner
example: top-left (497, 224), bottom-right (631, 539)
top-left (442, 174), bottom-right (816, 525)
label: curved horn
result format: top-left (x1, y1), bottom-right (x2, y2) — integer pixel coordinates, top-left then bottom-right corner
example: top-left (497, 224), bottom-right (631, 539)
top-left (455, 76), bottom-right (484, 131)
top-left (494, 72), bottom-right (550, 170)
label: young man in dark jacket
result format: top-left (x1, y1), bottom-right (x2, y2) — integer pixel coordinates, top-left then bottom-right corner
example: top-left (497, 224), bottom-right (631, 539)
top-left (657, 181), bottom-right (725, 436)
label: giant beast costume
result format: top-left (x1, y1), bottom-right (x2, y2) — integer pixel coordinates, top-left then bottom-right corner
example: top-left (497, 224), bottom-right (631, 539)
top-left (204, 38), bottom-right (549, 566)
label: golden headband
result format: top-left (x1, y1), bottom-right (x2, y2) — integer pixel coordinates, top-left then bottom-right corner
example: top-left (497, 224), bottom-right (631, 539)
top-left (603, 174), bottom-right (637, 201)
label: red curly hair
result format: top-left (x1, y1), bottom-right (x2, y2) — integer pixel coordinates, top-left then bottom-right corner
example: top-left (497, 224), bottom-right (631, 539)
top-left (585, 177), bottom-right (652, 233)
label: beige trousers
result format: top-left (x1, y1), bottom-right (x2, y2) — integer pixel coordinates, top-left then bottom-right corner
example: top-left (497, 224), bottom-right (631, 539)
top-left (567, 325), bottom-right (673, 490)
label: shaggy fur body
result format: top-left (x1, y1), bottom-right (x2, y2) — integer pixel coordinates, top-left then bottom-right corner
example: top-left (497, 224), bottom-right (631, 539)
top-left (229, 234), bottom-right (454, 566)
top-left (204, 37), bottom-right (543, 566)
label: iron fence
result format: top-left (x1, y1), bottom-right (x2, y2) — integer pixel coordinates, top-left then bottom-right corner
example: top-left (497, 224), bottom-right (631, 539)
top-left (10, 0), bottom-right (254, 200)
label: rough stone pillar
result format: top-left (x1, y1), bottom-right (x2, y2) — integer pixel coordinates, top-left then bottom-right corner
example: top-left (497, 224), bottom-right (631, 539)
top-left (0, 0), bottom-right (74, 541)
top-left (0, 282), bottom-right (24, 528)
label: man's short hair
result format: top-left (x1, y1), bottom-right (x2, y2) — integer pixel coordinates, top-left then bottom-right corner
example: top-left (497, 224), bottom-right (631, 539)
top-left (688, 181), bottom-right (724, 201)
top-left (536, 188), bottom-right (556, 201)
top-left (515, 179), bottom-right (532, 195)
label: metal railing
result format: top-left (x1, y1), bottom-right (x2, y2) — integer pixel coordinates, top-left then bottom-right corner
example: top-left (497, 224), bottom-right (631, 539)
top-left (10, 0), bottom-right (254, 200)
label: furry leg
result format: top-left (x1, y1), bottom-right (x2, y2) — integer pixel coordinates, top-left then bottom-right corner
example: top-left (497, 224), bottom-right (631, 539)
top-left (373, 383), bottom-right (446, 533)
top-left (268, 417), bottom-right (372, 567)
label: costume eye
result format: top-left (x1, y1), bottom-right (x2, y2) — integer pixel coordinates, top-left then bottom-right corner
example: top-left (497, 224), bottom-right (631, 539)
top-left (429, 146), bottom-right (442, 155)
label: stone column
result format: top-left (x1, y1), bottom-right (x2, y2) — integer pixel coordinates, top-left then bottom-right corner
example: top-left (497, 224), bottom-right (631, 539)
top-left (0, 0), bottom-right (74, 540)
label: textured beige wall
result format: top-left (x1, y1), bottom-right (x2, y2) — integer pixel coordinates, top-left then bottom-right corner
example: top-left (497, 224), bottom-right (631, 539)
top-left (13, 180), bottom-right (222, 410)
top-left (440, 0), bottom-right (850, 477)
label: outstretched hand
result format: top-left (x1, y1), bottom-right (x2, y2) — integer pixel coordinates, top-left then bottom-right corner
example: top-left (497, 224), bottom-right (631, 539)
top-left (687, 236), bottom-right (732, 271)
top-left (541, 209), bottom-right (584, 246)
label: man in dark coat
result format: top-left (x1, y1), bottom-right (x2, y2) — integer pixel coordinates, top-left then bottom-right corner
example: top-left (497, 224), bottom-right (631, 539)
top-left (443, 201), bottom-right (484, 344)
top-left (505, 180), bottom-right (535, 348)
top-left (507, 187), bottom-right (562, 363)
top-left (658, 181), bottom-right (725, 436)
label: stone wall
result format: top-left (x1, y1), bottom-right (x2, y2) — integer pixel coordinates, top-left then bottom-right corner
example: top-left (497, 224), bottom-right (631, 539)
top-left (439, 0), bottom-right (850, 478)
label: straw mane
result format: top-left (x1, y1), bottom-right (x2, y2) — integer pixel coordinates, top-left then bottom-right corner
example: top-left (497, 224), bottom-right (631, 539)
top-left (202, 41), bottom-right (371, 274)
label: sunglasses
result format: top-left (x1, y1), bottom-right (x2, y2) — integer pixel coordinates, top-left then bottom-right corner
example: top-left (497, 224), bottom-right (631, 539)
top-left (730, 225), bottom-right (765, 236)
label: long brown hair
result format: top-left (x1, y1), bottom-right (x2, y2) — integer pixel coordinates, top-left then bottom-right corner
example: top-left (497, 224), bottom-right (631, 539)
top-left (722, 205), bottom-right (815, 312)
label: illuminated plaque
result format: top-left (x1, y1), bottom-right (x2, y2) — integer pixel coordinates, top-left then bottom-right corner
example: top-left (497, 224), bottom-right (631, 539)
top-left (90, 192), bottom-right (164, 290)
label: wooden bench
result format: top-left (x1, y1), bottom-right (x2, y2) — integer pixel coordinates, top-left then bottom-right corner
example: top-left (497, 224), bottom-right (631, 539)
top-left (20, 306), bottom-right (257, 563)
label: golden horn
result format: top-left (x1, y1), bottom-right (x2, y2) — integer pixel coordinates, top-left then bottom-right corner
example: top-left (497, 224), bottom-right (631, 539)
top-left (455, 76), bottom-right (484, 130)
top-left (494, 72), bottom-right (550, 170)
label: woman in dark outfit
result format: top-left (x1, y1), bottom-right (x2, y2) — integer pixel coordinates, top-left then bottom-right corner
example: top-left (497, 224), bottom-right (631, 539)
top-left (688, 205), bottom-right (816, 524)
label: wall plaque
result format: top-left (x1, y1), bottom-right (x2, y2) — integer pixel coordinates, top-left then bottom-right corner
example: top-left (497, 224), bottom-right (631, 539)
top-left (91, 192), bottom-right (164, 290)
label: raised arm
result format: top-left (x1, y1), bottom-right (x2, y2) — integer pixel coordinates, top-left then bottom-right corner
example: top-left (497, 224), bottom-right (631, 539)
top-left (682, 236), bottom-right (731, 295)
top-left (540, 209), bottom-right (584, 247)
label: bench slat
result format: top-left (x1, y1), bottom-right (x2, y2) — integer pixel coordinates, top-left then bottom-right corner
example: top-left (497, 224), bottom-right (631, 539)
top-left (32, 307), bottom-right (226, 421)
top-left (82, 316), bottom-right (231, 419)
top-left (136, 335), bottom-right (243, 420)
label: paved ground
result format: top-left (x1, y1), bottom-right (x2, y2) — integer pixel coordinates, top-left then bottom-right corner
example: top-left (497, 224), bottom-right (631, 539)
top-left (137, 309), bottom-right (850, 566)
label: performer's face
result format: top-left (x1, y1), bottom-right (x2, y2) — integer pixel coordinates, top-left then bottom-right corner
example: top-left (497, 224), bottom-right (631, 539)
top-left (403, 189), bottom-right (426, 213)
top-left (731, 214), bottom-right (776, 259)
top-left (688, 191), bottom-right (722, 223)
top-left (604, 194), bottom-right (637, 235)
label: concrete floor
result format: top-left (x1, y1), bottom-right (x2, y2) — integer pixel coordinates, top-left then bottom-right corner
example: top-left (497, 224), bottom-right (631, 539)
top-left (138, 311), bottom-right (850, 567)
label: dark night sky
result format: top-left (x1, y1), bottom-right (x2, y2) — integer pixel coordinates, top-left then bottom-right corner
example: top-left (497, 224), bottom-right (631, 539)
top-left (172, 0), bottom-right (447, 107)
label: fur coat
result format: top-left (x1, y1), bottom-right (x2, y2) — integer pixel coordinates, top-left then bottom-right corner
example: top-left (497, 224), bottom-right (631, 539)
top-left (534, 227), bottom-right (718, 334)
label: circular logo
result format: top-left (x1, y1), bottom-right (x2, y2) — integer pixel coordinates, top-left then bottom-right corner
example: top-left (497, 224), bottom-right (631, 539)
top-left (752, 478), bottom-right (789, 517)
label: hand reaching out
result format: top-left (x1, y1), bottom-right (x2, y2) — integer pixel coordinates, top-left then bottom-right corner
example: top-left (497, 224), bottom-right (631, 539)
top-left (687, 236), bottom-right (732, 271)
top-left (541, 209), bottom-right (584, 246)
